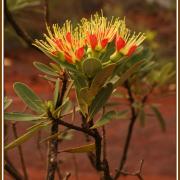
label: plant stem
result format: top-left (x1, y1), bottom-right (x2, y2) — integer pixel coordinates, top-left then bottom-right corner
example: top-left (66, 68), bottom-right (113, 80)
top-left (46, 73), bottom-right (68, 180)
top-left (4, 154), bottom-right (23, 180)
top-left (12, 123), bottom-right (28, 180)
top-left (114, 81), bottom-right (137, 180)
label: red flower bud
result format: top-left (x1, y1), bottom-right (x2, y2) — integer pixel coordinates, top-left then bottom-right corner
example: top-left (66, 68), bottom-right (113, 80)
top-left (51, 51), bottom-right (58, 56)
top-left (75, 47), bottom-right (84, 60)
top-left (66, 32), bottom-right (72, 44)
top-left (89, 34), bottom-right (98, 50)
top-left (101, 38), bottom-right (108, 48)
top-left (54, 39), bottom-right (63, 50)
top-left (64, 52), bottom-right (73, 63)
top-left (116, 37), bottom-right (126, 51)
top-left (127, 45), bottom-right (137, 57)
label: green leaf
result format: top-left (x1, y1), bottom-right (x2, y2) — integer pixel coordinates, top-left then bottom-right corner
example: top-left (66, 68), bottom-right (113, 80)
top-left (76, 91), bottom-right (88, 116)
top-left (4, 112), bottom-right (45, 121)
top-left (53, 79), bottom-right (60, 108)
top-left (78, 64), bottom-right (116, 106)
top-left (40, 75), bottom-right (57, 82)
top-left (72, 74), bottom-right (88, 90)
top-left (82, 58), bottom-right (102, 78)
top-left (4, 97), bottom-right (13, 110)
top-left (60, 143), bottom-right (95, 153)
top-left (150, 105), bottom-right (166, 132)
top-left (113, 60), bottom-right (144, 88)
top-left (89, 83), bottom-right (113, 119)
top-left (159, 62), bottom-right (175, 85)
top-left (90, 63), bottom-right (116, 93)
top-left (60, 100), bottom-right (73, 116)
top-left (13, 82), bottom-right (45, 113)
top-left (33, 61), bottom-right (59, 77)
top-left (91, 110), bottom-right (127, 129)
top-left (5, 125), bottom-right (43, 151)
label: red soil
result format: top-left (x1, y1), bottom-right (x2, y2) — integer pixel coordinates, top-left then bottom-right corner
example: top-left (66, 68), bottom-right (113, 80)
top-left (4, 49), bottom-right (176, 180)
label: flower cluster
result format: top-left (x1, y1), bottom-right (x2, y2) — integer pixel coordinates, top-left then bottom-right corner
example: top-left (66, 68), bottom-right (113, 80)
top-left (34, 12), bottom-right (146, 64)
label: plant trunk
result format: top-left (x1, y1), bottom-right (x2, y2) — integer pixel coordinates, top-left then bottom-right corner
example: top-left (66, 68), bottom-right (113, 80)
top-left (46, 120), bottom-right (59, 180)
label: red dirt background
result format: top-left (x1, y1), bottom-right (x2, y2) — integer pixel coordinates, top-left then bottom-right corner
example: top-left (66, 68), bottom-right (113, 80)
top-left (4, 50), bottom-right (176, 180)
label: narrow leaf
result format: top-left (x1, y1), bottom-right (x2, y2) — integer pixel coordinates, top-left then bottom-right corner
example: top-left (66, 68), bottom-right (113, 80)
top-left (13, 82), bottom-right (45, 113)
top-left (60, 143), bottom-right (95, 153)
top-left (89, 83), bottom-right (113, 119)
top-left (91, 110), bottom-right (127, 129)
top-left (33, 61), bottom-right (59, 76)
top-left (4, 112), bottom-right (45, 121)
top-left (5, 125), bottom-right (43, 151)
top-left (53, 78), bottom-right (60, 108)
top-left (113, 60), bottom-right (144, 88)
top-left (151, 105), bottom-right (166, 132)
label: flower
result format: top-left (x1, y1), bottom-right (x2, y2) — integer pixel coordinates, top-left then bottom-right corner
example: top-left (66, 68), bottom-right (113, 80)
top-left (33, 12), bottom-right (146, 65)
top-left (80, 12), bottom-right (123, 51)
top-left (34, 21), bottom-right (85, 64)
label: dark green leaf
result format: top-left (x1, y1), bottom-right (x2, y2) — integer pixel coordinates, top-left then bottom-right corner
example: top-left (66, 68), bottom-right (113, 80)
top-left (151, 105), bottom-right (166, 132)
top-left (113, 60), bottom-right (144, 88)
top-left (13, 82), bottom-right (45, 113)
top-left (82, 58), bottom-right (102, 78)
top-left (90, 63), bottom-right (116, 93)
top-left (89, 83), bottom-right (113, 119)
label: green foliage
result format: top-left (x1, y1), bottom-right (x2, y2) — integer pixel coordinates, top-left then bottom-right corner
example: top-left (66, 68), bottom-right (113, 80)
top-left (60, 143), bottom-right (95, 153)
top-left (82, 58), bottom-right (102, 78)
top-left (147, 62), bottom-right (175, 86)
top-left (53, 78), bottom-right (60, 108)
top-left (113, 60), bottom-right (144, 88)
top-left (150, 105), bottom-right (166, 132)
top-left (4, 112), bottom-right (46, 121)
top-left (89, 83), bottom-right (113, 120)
top-left (5, 123), bottom-right (46, 151)
top-left (33, 61), bottom-right (59, 77)
top-left (7, 0), bottom-right (42, 12)
top-left (13, 82), bottom-right (45, 113)
top-left (91, 110), bottom-right (127, 129)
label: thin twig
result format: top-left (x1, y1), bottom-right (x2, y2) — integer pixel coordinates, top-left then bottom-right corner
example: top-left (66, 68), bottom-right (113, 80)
top-left (120, 160), bottom-right (144, 180)
top-left (102, 126), bottom-right (106, 161)
top-left (46, 72), bottom-right (68, 180)
top-left (4, 161), bottom-right (23, 180)
top-left (4, 154), bottom-right (23, 180)
top-left (114, 81), bottom-right (137, 180)
top-left (12, 123), bottom-right (28, 180)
